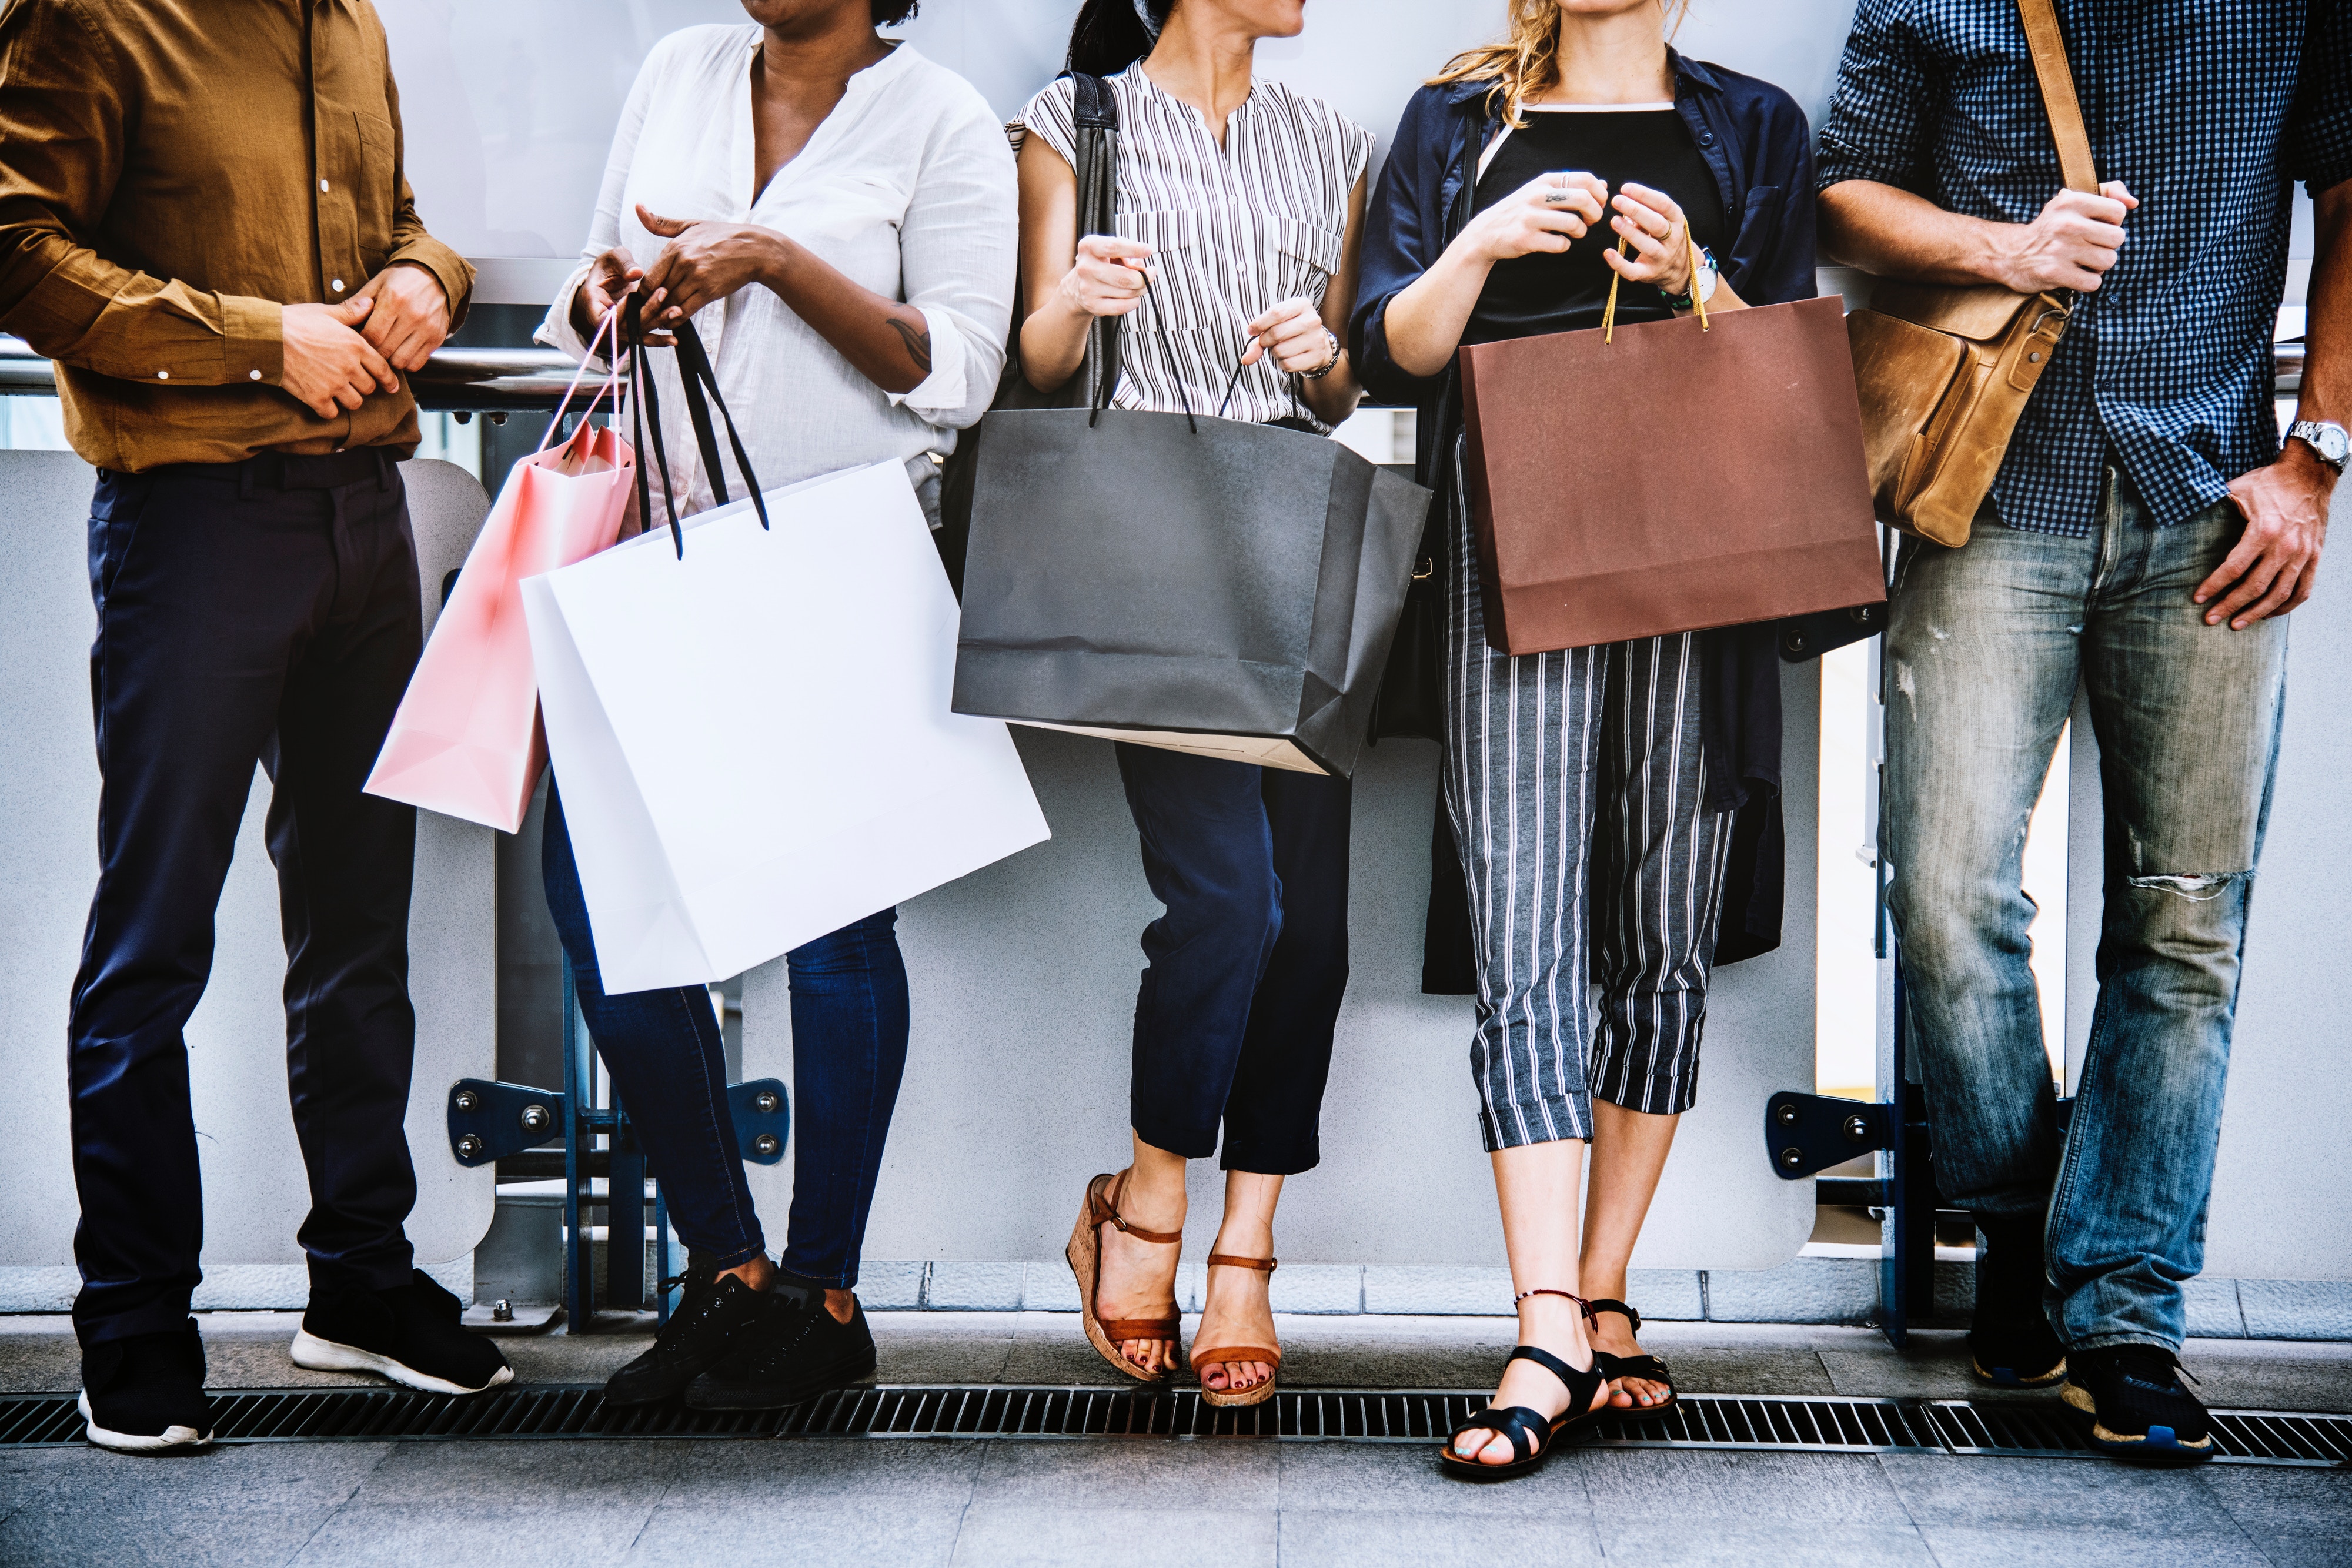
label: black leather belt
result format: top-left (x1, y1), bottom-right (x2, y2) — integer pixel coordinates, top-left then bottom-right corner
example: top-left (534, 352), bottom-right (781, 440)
top-left (136, 446), bottom-right (396, 492)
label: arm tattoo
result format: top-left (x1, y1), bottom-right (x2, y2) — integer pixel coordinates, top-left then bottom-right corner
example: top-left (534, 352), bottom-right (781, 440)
top-left (887, 316), bottom-right (933, 375)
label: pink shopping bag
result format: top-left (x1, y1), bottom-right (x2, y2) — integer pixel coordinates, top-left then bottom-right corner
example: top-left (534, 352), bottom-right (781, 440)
top-left (366, 316), bottom-right (636, 833)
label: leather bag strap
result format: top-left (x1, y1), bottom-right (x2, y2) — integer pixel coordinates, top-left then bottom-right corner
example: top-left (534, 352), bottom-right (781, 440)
top-left (1070, 73), bottom-right (1124, 416)
top-left (2016, 0), bottom-right (2099, 195)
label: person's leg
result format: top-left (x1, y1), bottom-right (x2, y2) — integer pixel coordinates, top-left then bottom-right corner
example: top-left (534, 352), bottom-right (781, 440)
top-left (2054, 491), bottom-right (2287, 1354)
top-left (1881, 523), bottom-right (2089, 1218)
top-left (1097, 743), bottom-right (1283, 1376)
top-left (1579, 633), bottom-right (1733, 1407)
top-left (540, 784), bottom-right (766, 1275)
top-left (69, 471), bottom-right (320, 1351)
top-left (266, 464), bottom-right (426, 1303)
top-left (1439, 442), bottom-right (1608, 1464)
top-left (1197, 767), bottom-right (1352, 1392)
top-left (776, 906), bottom-right (912, 1322)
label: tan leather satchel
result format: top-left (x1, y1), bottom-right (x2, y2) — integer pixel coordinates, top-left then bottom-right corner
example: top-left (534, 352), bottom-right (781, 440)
top-left (1845, 0), bottom-right (2098, 546)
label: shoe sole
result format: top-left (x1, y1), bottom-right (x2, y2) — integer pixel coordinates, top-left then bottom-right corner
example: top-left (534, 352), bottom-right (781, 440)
top-left (289, 1329), bottom-right (515, 1395)
top-left (684, 1348), bottom-right (878, 1412)
top-left (78, 1390), bottom-right (212, 1455)
top-left (2060, 1380), bottom-right (2214, 1463)
top-left (1970, 1355), bottom-right (2067, 1389)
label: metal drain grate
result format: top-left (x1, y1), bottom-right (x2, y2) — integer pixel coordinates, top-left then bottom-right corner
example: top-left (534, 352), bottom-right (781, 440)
top-left (1929, 1400), bottom-right (2352, 1467)
top-left (5, 1388), bottom-right (2342, 1466)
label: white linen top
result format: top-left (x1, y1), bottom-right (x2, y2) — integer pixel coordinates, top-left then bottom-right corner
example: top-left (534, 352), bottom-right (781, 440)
top-left (1021, 67), bottom-right (1370, 432)
top-left (537, 29), bottom-right (1017, 519)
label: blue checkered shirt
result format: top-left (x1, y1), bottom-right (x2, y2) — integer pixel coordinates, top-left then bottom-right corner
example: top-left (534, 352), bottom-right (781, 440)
top-left (1817, 1), bottom-right (2352, 536)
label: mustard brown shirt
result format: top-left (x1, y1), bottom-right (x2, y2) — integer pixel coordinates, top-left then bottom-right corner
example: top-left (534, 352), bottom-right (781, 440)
top-left (0, 0), bottom-right (473, 470)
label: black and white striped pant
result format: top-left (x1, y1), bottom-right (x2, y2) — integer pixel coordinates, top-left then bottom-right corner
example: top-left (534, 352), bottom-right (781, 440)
top-left (1441, 449), bottom-right (1735, 1151)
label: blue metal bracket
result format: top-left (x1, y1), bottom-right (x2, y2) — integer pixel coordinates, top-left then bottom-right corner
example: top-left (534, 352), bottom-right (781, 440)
top-left (1765, 1092), bottom-right (1892, 1179)
top-left (447, 1079), bottom-right (566, 1168)
top-left (727, 1081), bottom-right (789, 1164)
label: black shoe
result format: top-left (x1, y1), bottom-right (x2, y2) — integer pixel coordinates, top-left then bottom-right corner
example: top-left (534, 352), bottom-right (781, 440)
top-left (684, 1285), bottom-right (876, 1411)
top-left (2062, 1344), bottom-right (2214, 1464)
top-left (292, 1269), bottom-right (513, 1394)
top-left (603, 1254), bottom-right (774, 1405)
top-left (79, 1319), bottom-right (214, 1454)
top-left (1968, 1212), bottom-right (2066, 1388)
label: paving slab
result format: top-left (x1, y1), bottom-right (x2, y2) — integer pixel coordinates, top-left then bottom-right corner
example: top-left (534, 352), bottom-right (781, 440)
top-left (625, 1499), bottom-right (971, 1568)
top-left (1591, 1520), bottom-right (1939, 1567)
top-left (1277, 1509), bottom-right (1608, 1567)
top-left (1910, 1523), bottom-right (2273, 1568)
top-left (0, 1440), bottom-right (389, 1568)
top-left (1573, 1448), bottom-right (1916, 1526)
top-left (1876, 1451), bottom-right (2253, 1536)
top-left (948, 1504), bottom-right (1277, 1568)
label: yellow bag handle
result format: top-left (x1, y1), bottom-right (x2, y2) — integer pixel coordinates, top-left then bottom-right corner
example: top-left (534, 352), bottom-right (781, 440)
top-left (1603, 229), bottom-right (1709, 342)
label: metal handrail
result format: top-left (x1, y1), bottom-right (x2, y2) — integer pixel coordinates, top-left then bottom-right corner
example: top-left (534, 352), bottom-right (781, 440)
top-left (0, 333), bottom-right (2310, 412)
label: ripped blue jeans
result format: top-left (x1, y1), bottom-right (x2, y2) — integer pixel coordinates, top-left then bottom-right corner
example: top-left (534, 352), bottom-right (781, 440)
top-left (1882, 469), bottom-right (2287, 1352)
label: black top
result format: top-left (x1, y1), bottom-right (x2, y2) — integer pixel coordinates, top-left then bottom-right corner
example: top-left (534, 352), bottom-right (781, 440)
top-left (1465, 109), bottom-right (1726, 345)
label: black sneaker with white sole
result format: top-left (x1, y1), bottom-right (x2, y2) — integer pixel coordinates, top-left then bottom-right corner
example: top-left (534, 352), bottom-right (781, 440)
top-left (292, 1269), bottom-right (513, 1394)
top-left (2062, 1344), bottom-right (2214, 1464)
top-left (80, 1318), bottom-right (214, 1455)
top-left (603, 1253), bottom-right (774, 1405)
top-left (684, 1285), bottom-right (876, 1410)
top-left (1968, 1212), bottom-right (2066, 1388)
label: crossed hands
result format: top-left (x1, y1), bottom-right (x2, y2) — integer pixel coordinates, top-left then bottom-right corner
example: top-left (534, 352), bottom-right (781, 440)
top-left (1464, 171), bottom-right (1700, 297)
top-left (573, 205), bottom-right (789, 350)
top-left (279, 263), bottom-right (450, 419)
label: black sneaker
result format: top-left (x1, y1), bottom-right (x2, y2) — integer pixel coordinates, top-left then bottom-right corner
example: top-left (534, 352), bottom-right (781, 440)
top-left (684, 1285), bottom-right (876, 1411)
top-left (1968, 1212), bottom-right (2066, 1388)
top-left (603, 1254), bottom-right (774, 1405)
top-left (292, 1269), bottom-right (513, 1394)
top-left (2062, 1344), bottom-right (2214, 1464)
top-left (79, 1319), bottom-right (213, 1455)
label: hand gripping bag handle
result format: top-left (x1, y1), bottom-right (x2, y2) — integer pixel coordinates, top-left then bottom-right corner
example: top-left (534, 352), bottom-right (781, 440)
top-left (623, 294), bottom-right (768, 558)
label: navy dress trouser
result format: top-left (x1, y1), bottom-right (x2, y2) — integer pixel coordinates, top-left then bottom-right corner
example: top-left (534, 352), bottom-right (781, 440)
top-left (1116, 744), bottom-right (1351, 1174)
top-left (68, 455), bottom-right (425, 1347)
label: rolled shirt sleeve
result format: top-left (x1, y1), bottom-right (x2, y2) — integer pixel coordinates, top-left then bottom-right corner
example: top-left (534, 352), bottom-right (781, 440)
top-left (1815, 0), bottom-right (1935, 194)
top-left (888, 105), bottom-right (1018, 426)
top-left (2286, 0), bottom-right (2352, 196)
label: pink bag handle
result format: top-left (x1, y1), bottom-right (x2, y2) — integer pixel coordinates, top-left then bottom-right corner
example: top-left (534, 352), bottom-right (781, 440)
top-left (536, 294), bottom-right (630, 456)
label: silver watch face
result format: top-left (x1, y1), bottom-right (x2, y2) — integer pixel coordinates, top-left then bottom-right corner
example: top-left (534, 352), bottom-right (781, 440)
top-left (2303, 422), bottom-right (2352, 467)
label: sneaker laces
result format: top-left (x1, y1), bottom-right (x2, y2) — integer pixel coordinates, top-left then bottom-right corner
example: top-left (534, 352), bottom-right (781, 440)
top-left (2111, 1343), bottom-right (2200, 1388)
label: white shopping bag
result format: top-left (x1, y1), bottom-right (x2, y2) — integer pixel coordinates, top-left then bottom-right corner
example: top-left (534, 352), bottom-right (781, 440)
top-left (522, 459), bottom-right (1050, 994)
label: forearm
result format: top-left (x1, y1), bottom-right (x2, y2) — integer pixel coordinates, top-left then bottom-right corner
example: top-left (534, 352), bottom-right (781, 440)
top-left (1379, 240), bottom-right (1496, 380)
top-left (2298, 182), bottom-right (2350, 437)
top-left (2, 230), bottom-right (283, 383)
top-left (1818, 180), bottom-right (2024, 289)
top-left (1301, 359), bottom-right (1361, 426)
top-left (1018, 290), bottom-right (1092, 396)
top-left (760, 233), bottom-right (933, 396)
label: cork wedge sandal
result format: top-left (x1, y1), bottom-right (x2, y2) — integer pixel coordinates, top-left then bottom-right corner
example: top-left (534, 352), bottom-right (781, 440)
top-left (1067, 1171), bottom-right (1182, 1383)
top-left (1190, 1253), bottom-right (1281, 1409)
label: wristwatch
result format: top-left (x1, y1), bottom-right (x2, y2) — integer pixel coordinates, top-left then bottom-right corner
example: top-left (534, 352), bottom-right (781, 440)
top-left (2287, 419), bottom-right (2350, 474)
top-left (1659, 246), bottom-right (1719, 312)
top-left (1301, 327), bottom-right (1342, 381)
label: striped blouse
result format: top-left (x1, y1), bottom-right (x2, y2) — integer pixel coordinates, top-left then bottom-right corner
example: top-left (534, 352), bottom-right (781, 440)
top-left (1022, 66), bottom-right (1372, 432)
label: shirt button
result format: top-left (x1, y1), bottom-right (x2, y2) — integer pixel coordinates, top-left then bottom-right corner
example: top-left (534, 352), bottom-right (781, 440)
top-left (320, 179), bottom-right (330, 192)
top-left (331, 279), bottom-right (345, 292)
top-left (156, 370), bottom-right (168, 380)
top-left (249, 370), bottom-right (263, 380)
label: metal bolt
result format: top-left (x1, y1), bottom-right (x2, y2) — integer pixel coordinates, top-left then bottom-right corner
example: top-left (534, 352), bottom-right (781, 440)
top-left (1843, 1114), bottom-right (1873, 1142)
top-left (753, 1133), bottom-right (781, 1158)
top-left (453, 1089), bottom-right (479, 1113)
top-left (456, 1134), bottom-right (483, 1161)
top-left (1779, 1147), bottom-right (1805, 1170)
top-left (520, 1104), bottom-right (552, 1134)
top-left (491, 1299), bottom-right (514, 1322)
top-left (1774, 1103), bottom-right (1800, 1126)
top-left (487, 410), bottom-right (508, 425)
top-left (754, 1091), bottom-right (780, 1115)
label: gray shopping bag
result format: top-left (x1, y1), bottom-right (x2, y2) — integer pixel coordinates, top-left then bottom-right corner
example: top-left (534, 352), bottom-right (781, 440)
top-left (951, 406), bottom-right (1430, 778)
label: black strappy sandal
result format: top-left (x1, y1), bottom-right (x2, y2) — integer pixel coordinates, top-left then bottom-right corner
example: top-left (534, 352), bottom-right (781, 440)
top-left (1586, 1298), bottom-right (1678, 1420)
top-left (1438, 1291), bottom-right (1611, 1482)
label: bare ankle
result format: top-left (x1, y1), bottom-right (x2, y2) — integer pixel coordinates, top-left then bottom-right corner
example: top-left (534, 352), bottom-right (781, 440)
top-left (719, 1255), bottom-right (776, 1292)
top-left (823, 1289), bottom-right (855, 1325)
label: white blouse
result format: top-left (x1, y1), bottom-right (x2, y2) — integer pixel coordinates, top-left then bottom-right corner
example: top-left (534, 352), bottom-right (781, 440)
top-left (1022, 68), bottom-right (1371, 432)
top-left (537, 29), bottom-right (1017, 517)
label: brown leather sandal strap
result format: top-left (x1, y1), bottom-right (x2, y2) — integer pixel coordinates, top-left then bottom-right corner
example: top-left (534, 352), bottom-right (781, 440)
top-left (1190, 1345), bottom-right (1282, 1371)
top-left (1088, 1173), bottom-right (1184, 1246)
top-left (1204, 1253), bottom-right (1277, 1272)
top-left (1101, 1316), bottom-right (1181, 1340)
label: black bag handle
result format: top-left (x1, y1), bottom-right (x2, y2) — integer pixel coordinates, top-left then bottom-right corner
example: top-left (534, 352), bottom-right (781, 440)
top-left (623, 294), bottom-right (769, 559)
top-left (1070, 72), bottom-right (1123, 414)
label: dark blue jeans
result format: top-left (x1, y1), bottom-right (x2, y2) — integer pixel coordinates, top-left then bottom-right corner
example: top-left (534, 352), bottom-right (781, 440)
top-left (542, 785), bottom-right (911, 1288)
top-left (69, 456), bottom-right (423, 1346)
top-left (1116, 744), bottom-right (1351, 1174)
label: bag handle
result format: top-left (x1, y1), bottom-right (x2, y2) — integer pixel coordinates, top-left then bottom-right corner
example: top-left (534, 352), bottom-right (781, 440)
top-left (1601, 230), bottom-right (1710, 343)
top-left (2017, 0), bottom-right (2099, 196)
top-left (1071, 72), bottom-right (1123, 411)
top-left (537, 302), bottom-right (629, 455)
top-left (622, 295), bottom-right (769, 559)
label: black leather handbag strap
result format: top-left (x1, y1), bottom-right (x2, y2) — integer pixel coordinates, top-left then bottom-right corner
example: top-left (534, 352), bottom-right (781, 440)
top-left (1070, 72), bottom-right (1122, 414)
top-left (623, 296), bottom-right (767, 559)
